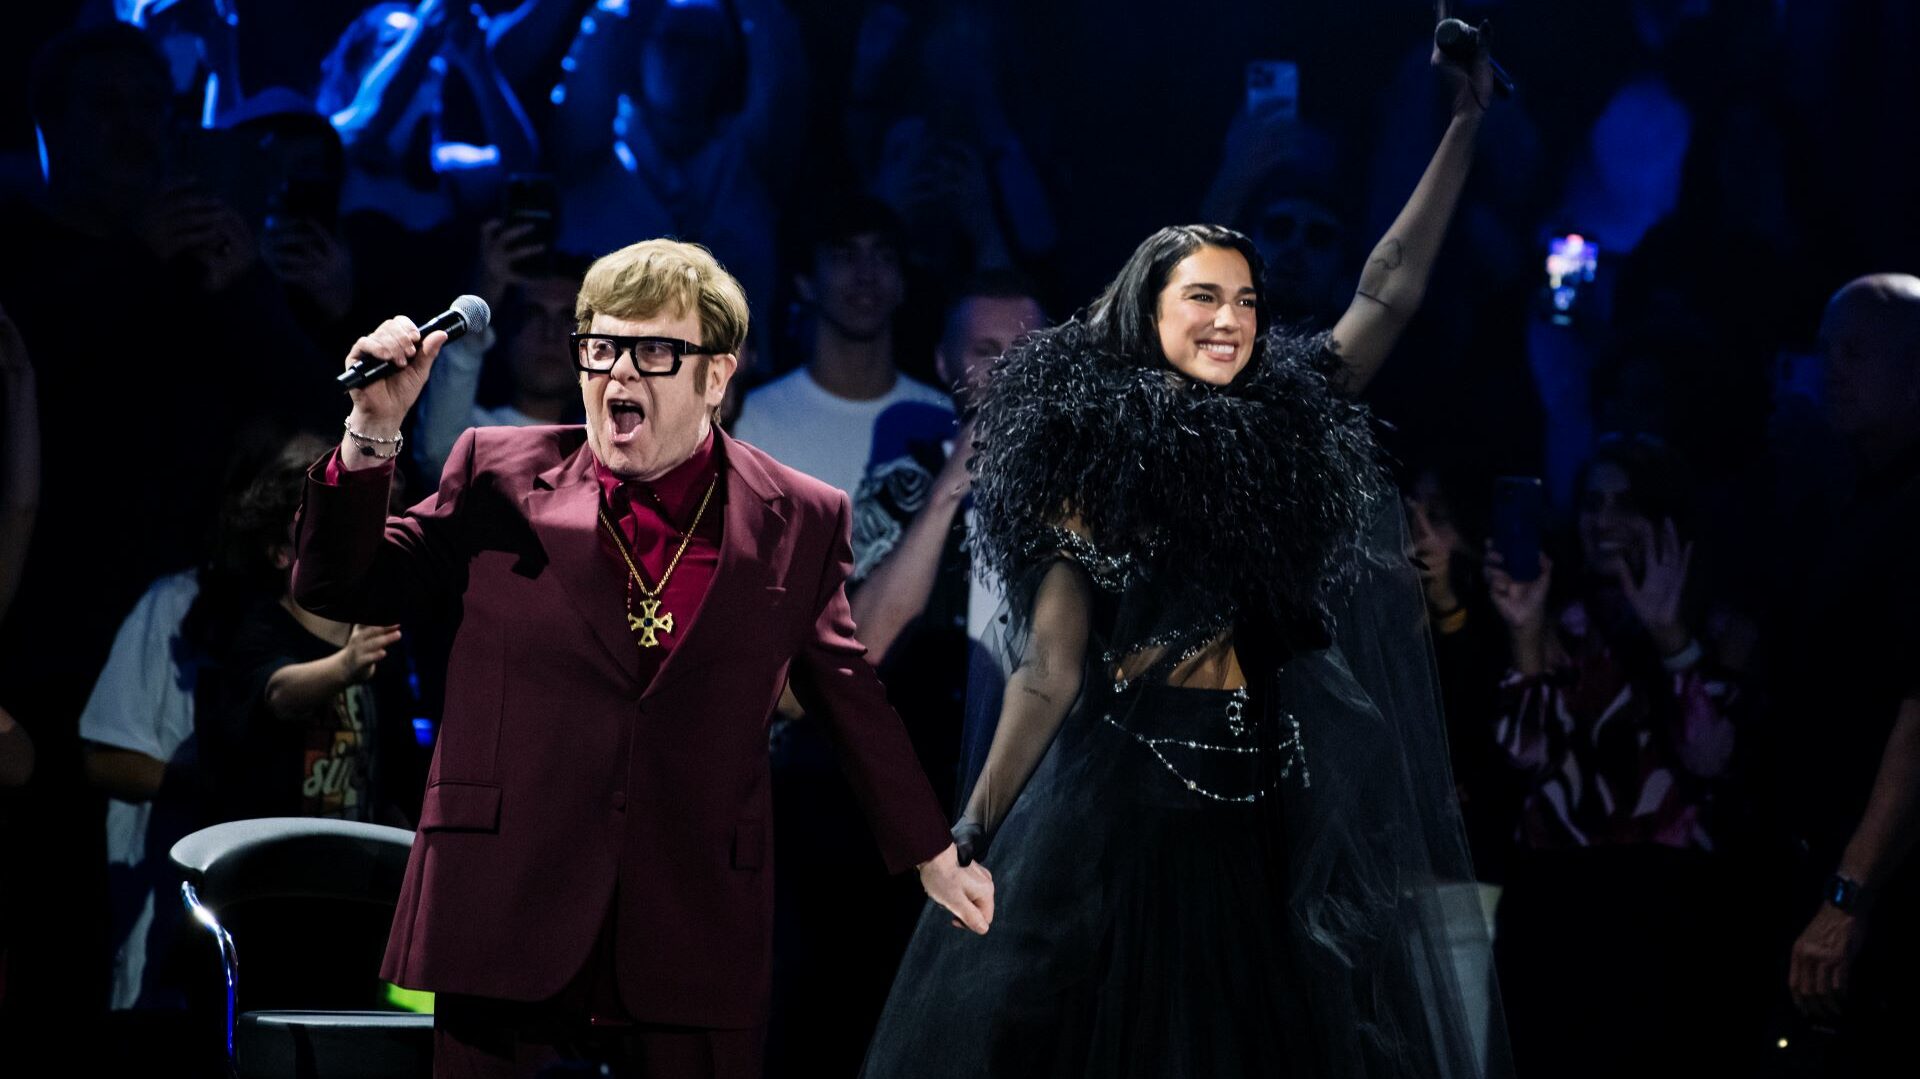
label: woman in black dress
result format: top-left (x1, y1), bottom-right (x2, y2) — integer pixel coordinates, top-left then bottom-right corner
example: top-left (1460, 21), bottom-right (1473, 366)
top-left (864, 31), bottom-right (1505, 1079)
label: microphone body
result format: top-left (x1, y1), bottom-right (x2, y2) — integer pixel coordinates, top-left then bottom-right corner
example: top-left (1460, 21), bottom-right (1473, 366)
top-left (337, 295), bottom-right (492, 390)
top-left (1435, 18), bottom-right (1515, 99)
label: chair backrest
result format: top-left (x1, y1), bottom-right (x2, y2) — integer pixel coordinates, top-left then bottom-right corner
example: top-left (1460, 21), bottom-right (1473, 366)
top-left (171, 818), bottom-right (414, 912)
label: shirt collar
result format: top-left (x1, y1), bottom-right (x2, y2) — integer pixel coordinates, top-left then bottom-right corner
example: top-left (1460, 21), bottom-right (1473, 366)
top-left (592, 429), bottom-right (720, 519)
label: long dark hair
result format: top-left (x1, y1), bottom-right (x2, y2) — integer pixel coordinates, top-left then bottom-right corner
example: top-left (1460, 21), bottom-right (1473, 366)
top-left (1084, 224), bottom-right (1273, 372)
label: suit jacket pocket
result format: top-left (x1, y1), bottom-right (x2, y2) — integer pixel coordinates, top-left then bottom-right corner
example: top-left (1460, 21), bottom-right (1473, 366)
top-left (419, 780), bottom-right (502, 833)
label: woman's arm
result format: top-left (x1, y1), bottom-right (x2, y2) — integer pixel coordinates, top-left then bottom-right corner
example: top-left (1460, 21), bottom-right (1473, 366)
top-left (954, 559), bottom-right (1092, 858)
top-left (1328, 44), bottom-right (1494, 394)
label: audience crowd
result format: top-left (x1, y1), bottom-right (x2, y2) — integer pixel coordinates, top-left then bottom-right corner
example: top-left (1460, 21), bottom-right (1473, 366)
top-left (1, 2), bottom-right (1916, 1077)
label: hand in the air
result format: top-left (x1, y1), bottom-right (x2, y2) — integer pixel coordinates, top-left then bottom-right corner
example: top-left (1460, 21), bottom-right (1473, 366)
top-left (1617, 517), bottom-right (1693, 650)
top-left (1485, 542), bottom-right (1552, 633)
top-left (1431, 24), bottom-right (1499, 118)
top-left (343, 315), bottom-right (449, 430)
top-left (336, 624), bottom-right (402, 684)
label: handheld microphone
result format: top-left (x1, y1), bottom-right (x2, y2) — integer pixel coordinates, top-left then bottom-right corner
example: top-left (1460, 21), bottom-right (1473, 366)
top-left (337, 295), bottom-right (492, 390)
top-left (1435, 18), bottom-right (1515, 99)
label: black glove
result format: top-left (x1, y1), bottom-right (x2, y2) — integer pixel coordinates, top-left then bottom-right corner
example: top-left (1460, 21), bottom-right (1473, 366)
top-left (951, 816), bottom-right (986, 867)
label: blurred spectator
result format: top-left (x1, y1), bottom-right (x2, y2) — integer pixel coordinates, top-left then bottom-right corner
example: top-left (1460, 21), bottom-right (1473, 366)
top-left (1485, 434), bottom-right (1763, 1076)
top-left (79, 570), bottom-right (206, 1016)
top-left (847, 3), bottom-right (1058, 283)
top-left (548, 0), bottom-right (805, 330)
top-left (1553, 73), bottom-right (1692, 258)
top-left (1200, 111), bottom-right (1352, 325)
top-left (123, 0), bottom-right (245, 124)
top-left (214, 95), bottom-right (361, 348)
top-left (732, 197), bottom-right (952, 501)
top-left (200, 435), bottom-right (425, 828)
top-left (1767, 274), bottom-right (1920, 1076)
top-left (1, 29), bottom-right (326, 1048)
top-left (1404, 460), bottom-right (1523, 887)
top-left (412, 217), bottom-right (587, 481)
top-left (849, 270), bottom-right (1046, 784)
top-left (1, 22), bottom-right (320, 714)
top-left (319, 0), bottom-right (539, 229)
top-left (317, 0), bottom-right (541, 331)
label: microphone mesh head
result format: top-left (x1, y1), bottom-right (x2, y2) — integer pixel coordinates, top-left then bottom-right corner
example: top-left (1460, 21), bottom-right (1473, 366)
top-left (1435, 18), bottom-right (1475, 53)
top-left (450, 294), bottom-right (492, 335)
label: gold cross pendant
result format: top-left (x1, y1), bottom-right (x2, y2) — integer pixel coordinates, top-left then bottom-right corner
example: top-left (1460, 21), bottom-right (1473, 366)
top-left (627, 598), bottom-right (675, 648)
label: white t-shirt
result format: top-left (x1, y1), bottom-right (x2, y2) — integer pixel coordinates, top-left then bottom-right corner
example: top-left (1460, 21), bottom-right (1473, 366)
top-left (731, 367), bottom-right (954, 498)
top-left (77, 571), bottom-right (202, 1010)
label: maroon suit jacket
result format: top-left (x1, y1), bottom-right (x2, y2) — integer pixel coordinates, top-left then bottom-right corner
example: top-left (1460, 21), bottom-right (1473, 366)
top-left (291, 425), bottom-right (950, 1028)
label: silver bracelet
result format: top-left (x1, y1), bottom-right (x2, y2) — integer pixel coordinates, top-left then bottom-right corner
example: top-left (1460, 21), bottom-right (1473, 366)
top-left (343, 418), bottom-right (405, 459)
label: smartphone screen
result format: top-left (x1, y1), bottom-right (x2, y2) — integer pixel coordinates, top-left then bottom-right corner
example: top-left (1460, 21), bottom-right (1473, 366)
top-left (1544, 234), bottom-right (1599, 326)
top-left (1491, 476), bottom-right (1545, 583)
top-left (1245, 60), bottom-right (1299, 120)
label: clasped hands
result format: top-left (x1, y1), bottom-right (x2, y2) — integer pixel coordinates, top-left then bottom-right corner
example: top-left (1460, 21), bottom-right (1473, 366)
top-left (917, 837), bottom-right (995, 936)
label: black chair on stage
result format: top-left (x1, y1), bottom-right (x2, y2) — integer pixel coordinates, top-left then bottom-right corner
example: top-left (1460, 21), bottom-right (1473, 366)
top-left (172, 817), bottom-right (431, 1079)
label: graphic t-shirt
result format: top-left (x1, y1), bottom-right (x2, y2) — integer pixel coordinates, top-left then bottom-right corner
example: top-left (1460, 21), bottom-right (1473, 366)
top-left (220, 600), bottom-right (385, 822)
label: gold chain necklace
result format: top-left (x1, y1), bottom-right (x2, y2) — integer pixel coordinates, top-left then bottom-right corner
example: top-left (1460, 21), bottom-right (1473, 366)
top-left (597, 473), bottom-right (718, 648)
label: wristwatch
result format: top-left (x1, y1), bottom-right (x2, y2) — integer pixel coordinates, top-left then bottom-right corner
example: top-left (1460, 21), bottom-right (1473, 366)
top-left (1825, 872), bottom-right (1866, 913)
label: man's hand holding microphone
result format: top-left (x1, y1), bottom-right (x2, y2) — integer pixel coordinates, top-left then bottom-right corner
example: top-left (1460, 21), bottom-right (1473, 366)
top-left (337, 297), bottom-right (490, 469)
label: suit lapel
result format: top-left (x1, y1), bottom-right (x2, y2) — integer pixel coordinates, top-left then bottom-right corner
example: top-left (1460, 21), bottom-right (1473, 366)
top-left (523, 442), bottom-right (640, 688)
top-left (645, 431), bottom-right (789, 702)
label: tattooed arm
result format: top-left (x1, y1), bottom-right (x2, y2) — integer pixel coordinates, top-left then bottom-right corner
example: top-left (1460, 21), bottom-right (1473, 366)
top-left (1327, 44), bottom-right (1493, 395)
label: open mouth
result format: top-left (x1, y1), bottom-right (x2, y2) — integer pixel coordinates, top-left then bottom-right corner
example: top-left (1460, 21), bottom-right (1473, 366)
top-left (608, 399), bottom-right (646, 443)
top-left (1197, 341), bottom-right (1240, 360)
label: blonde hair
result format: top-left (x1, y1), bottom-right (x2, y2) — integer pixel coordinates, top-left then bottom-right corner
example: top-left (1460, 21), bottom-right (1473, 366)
top-left (575, 239), bottom-right (750, 354)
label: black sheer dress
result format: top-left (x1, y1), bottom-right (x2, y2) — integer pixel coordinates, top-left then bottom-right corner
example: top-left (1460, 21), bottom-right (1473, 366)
top-left (862, 324), bottom-right (1509, 1078)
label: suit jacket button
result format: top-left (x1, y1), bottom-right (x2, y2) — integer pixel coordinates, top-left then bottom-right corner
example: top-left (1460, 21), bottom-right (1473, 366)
top-left (611, 792), bottom-right (627, 811)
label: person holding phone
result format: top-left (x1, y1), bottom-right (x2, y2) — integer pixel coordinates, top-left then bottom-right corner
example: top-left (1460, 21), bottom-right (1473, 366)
top-left (862, 27), bottom-right (1502, 1079)
top-left (1484, 435), bottom-right (1759, 1076)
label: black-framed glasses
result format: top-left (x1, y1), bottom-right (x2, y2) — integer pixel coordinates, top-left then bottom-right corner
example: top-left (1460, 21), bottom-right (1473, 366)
top-left (570, 333), bottom-right (722, 376)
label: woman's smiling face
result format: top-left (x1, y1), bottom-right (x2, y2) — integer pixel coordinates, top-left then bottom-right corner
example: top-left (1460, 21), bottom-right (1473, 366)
top-left (1155, 245), bottom-right (1259, 385)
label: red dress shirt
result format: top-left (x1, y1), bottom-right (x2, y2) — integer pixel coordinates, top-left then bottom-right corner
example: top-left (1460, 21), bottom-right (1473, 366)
top-left (590, 430), bottom-right (723, 690)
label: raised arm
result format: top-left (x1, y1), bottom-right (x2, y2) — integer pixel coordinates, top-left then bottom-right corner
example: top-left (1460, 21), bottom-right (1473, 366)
top-left (734, 0), bottom-right (807, 170)
top-left (953, 557), bottom-right (1093, 861)
top-left (329, 0), bottom-right (451, 168)
top-left (849, 423), bottom-right (972, 662)
top-left (487, 0), bottom-right (598, 101)
top-left (1328, 40), bottom-right (1493, 394)
top-left (292, 315), bottom-right (478, 624)
top-left (545, 0), bottom-right (643, 172)
top-left (438, 2), bottom-right (542, 173)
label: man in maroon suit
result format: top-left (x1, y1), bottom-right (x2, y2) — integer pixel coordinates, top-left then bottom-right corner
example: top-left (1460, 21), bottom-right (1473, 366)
top-left (293, 239), bottom-right (993, 1078)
